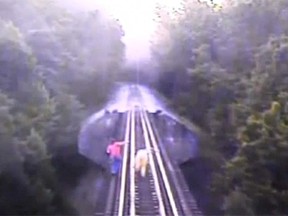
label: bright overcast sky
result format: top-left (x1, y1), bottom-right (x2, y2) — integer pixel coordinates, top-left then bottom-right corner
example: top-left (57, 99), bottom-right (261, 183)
top-left (57, 0), bottom-right (181, 62)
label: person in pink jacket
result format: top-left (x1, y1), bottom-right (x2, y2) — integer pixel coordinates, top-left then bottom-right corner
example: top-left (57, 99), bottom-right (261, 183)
top-left (106, 138), bottom-right (128, 175)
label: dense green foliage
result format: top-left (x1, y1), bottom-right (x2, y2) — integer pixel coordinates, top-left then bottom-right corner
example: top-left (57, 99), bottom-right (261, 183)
top-left (0, 0), bottom-right (124, 214)
top-left (151, 0), bottom-right (288, 215)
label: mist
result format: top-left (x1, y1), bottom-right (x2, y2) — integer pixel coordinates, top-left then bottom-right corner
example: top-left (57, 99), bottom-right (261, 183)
top-left (56, 0), bottom-right (158, 63)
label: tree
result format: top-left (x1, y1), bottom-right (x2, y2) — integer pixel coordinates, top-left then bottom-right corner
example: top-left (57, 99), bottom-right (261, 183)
top-left (0, 0), bottom-right (126, 214)
top-left (151, 0), bottom-right (288, 214)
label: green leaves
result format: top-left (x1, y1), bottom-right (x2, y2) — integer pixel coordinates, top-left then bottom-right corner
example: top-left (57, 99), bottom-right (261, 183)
top-left (152, 0), bottom-right (288, 214)
top-left (224, 189), bottom-right (254, 216)
top-left (221, 101), bottom-right (288, 214)
top-left (0, 0), bottom-right (125, 214)
top-left (48, 93), bottom-right (85, 150)
top-left (24, 128), bottom-right (48, 162)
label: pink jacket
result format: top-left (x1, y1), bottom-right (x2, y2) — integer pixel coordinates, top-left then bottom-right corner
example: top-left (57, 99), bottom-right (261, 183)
top-left (106, 142), bottom-right (125, 158)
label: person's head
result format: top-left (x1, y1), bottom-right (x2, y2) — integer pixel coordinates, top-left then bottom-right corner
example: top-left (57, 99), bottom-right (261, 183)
top-left (110, 138), bottom-right (116, 143)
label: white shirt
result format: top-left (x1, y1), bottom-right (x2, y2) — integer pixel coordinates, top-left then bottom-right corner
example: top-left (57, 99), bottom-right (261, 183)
top-left (135, 149), bottom-right (149, 162)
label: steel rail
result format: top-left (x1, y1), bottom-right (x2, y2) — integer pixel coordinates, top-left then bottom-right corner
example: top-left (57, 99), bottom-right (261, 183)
top-left (129, 108), bottom-right (136, 216)
top-left (117, 110), bottom-right (132, 216)
top-left (139, 108), bottom-right (166, 216)
top-left (142, 108), bottom-right (179, 216)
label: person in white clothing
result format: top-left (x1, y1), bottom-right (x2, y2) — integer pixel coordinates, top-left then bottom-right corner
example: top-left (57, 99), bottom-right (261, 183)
top-left (134, 148), bottom-right (159, 177)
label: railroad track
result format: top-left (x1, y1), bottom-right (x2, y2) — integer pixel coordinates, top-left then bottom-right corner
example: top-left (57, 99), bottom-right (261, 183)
top-left (101, 105), bottom-right (203, 216)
